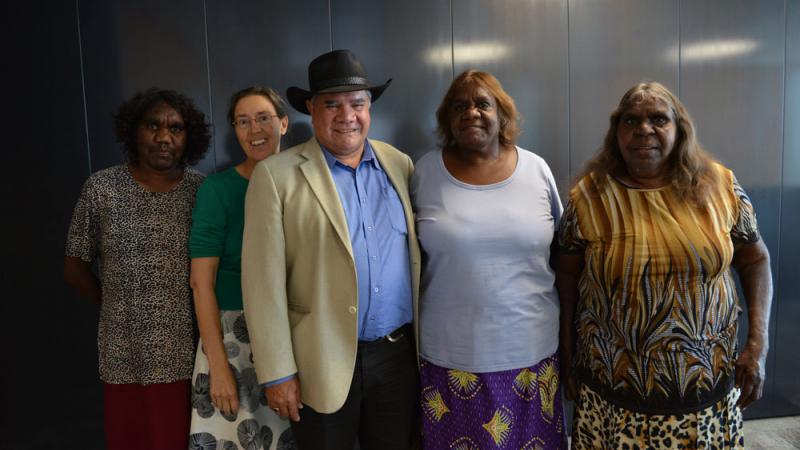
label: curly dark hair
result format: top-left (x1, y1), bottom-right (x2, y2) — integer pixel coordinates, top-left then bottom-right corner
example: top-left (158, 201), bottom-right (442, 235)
top-left (577, 81), bottom-right (718, 205)
top-left (436, 70), bottom-right (521, 150)
top-left (227, 86), bottom-right (289, 125)
top-left (113, 87), bottom-right (211, 167)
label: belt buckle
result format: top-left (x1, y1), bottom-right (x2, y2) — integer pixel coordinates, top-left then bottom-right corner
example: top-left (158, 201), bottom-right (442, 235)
top-left (386, 327), bottom-right (405, 343)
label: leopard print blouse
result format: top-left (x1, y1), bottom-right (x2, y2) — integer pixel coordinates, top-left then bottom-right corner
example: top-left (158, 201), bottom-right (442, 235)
top-left (66, 164), bottom-right (204, 385)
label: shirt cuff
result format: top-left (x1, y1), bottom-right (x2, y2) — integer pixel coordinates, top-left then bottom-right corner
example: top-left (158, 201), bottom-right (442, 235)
top-left (262, 374), bottom-right (296, 388)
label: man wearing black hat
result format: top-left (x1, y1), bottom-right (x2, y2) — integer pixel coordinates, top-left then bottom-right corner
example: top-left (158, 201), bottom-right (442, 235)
top-left (241, 49), bottom-right (420, 449)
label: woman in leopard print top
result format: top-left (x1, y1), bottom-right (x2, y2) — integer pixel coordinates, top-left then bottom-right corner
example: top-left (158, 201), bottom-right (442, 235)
top-left (64, 88), bottom-right (210, 450)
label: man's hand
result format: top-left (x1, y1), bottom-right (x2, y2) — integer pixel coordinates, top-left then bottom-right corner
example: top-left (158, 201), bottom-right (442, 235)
top-left (266, 377), bottom-right (303, 421)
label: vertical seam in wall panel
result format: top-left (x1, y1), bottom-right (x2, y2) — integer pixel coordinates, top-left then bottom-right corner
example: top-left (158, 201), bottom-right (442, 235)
top-left (328, 0), bottom-right (333, 50)
top-left (772, 0), bottom-right (789, 397)
top-left (202, 0), bottom-right (217, 173)
top-left (450, 0), bottom-right (454, 79)
top-left (566, 0), bottom-right (572, 178)
top-left (75, 0), bottom-right (92, 175)
top-left (677, 0), bottom-right (681, 96)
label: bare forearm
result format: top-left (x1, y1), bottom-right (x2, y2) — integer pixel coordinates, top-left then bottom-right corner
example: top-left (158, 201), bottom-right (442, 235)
top-left (739, 260), bottom-right (772, 348)
top-left (734, 240), bottom-right (773, 349)
top-left (194, 288), bottom-right (229, 369)
top-left (555, 254), bottom-right (584, 354)
top-left (63, 256), bottom-right (102, 304)
top-left (555, 253), bottom-right (585, 400)
top-left (556, 272), bottom-right (579, 352)
top-left (191, 257), bottom-right (229, 369)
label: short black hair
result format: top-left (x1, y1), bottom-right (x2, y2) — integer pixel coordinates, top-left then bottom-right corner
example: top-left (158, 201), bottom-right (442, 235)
top-left (227, 86), bottom-right (289, 125)
top-left (113, 87), bottom-right (211, 167)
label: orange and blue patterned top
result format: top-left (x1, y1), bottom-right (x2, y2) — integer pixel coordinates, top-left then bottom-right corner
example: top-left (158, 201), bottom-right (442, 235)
top-left (557, 163), bottom-right (760, 414)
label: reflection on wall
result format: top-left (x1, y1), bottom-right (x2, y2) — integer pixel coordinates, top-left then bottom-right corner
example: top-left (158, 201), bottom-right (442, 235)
top-left (425, 41), bottom-right (513, 66)
top-left (678, 39), bottom-right (760, 61)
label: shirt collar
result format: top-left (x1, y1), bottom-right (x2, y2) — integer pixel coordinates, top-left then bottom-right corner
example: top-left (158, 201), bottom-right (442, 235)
top-left (320, 139), bottom-right (383, 172)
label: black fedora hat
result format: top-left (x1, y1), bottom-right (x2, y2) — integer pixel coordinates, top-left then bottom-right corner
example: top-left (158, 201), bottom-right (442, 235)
top-left (287, 49), bottom-right (392, 114)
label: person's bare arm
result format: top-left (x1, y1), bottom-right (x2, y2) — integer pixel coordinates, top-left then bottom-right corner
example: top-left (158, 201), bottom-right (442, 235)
top-left (191, 257), bottom-right (239, 416)
top-left (731, 238), bottom-right (773, 408)
top-left (64, 256), bottom-right (101, 304)
top-left (555, 252), bottom-right (585, 401)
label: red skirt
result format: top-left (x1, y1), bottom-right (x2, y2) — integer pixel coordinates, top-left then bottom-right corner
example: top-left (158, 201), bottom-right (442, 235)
top-left (104, 380), bottom-right (191, 450)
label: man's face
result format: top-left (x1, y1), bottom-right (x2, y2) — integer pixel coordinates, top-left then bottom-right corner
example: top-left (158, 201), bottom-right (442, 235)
top-left (307, 90), bottom-right (371, 159)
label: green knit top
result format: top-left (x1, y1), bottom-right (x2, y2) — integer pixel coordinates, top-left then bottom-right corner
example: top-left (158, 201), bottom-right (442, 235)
top-left (189, 167), bottom-right (249, 310)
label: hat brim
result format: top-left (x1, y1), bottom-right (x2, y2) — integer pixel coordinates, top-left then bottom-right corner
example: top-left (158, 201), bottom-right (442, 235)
top-left (287, 79), bottom-right (392, 115)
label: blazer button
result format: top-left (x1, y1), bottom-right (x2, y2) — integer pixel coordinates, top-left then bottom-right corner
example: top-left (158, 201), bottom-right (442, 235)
top-left (348, 306), bottom-right (357, 314)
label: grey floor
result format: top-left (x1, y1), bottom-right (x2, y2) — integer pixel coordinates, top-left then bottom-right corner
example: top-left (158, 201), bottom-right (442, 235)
top-left (746, 416), bottom-right (800, 449)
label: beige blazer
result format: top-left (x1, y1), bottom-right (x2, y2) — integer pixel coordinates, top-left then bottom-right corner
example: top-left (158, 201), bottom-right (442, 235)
top-left (241, 138), bottom-right (421, 413)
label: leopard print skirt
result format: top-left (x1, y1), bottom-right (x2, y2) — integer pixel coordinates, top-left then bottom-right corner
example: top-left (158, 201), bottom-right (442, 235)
top-left (572, 384), bottom-right (744, 449)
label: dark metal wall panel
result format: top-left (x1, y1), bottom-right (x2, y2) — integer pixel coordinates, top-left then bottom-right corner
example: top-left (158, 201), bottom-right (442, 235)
top-left (568, 0), bottom-right (679, 180)
top-left (774, 0), bottom-right (800, 417)
top-left (4, 1), bottom-right (103, 448)
top-left (205, 0), bottom-right (330, 169)
top-left (679, 0), bottom-right (785, 419)
top-left (330, 0), bottom-right (453, 161)
top-left (453, 0), bottom-right (570, 193)
top-left (79, 0), bottom-right (215, 174)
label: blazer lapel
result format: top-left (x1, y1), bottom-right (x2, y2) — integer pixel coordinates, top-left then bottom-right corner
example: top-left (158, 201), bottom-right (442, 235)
top-left (298, 140), bottom-right (353, 256)
top-left (373, 142), bottom-right (412, 220)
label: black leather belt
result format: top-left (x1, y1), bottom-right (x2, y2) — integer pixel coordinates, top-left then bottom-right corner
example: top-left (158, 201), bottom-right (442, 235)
top-left (359, 323), bottom-right (411, 345)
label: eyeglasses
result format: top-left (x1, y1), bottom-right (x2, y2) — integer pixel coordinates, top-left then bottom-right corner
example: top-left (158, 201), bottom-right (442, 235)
top-left (232, 114), bottom-right (279, 130)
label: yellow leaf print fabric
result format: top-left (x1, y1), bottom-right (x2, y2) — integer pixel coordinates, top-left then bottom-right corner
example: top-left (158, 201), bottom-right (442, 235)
top-left (448, 370), bottom-right (482, 399)
top-left (557, 164), bottom-right (759, 414)
top-left (420, 354), bottom-right (565, 449)
top-left (513, 369), bottom-right (538, 401)
top-left (422, 386), bottom-right (450, 422)
top-left (482, 406), bottom-right (514, 446)
top-left (537, 360), bottom-right (558, 423)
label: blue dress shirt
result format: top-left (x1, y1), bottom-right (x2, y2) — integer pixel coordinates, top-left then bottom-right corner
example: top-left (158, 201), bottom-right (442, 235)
top-left (264, 141), bottom-right (413, 386)
top-left (321, 140), bottom-right (413, 341)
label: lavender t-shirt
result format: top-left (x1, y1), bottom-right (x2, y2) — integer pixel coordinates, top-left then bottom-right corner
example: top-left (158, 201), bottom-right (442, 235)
top-left (411, 147), bottom-right (563, 372)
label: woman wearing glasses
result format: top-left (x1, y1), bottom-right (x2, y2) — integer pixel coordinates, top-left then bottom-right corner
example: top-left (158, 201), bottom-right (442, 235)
top-left (188, 87), bottom-right (295, 450)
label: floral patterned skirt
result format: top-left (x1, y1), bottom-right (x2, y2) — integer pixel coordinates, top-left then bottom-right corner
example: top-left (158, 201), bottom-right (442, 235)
top-left (189, 310), bottom-right (295, 450)
top-left (572, 384), bottom-right (744, 449)
top-left (420, 353), bottom-right (566, 449)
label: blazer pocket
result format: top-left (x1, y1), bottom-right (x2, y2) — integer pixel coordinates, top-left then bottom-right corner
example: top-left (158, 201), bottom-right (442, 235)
top-left (287, 302), bottom-right (310, 314)
top-left (287, 302), bottom-right (310, 328)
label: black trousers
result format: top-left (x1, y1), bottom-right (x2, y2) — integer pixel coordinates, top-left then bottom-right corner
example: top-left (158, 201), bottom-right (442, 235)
top-left (290, 328), bottom-right (419, 450)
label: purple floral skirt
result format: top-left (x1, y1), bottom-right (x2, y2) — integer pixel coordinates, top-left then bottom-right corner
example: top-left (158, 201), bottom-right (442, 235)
top-left (420, 352), bottom-right (566, 449)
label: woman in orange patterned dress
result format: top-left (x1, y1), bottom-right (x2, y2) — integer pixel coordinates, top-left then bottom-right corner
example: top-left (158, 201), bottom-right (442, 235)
top-left (557, 82), bottom-right (773, 449)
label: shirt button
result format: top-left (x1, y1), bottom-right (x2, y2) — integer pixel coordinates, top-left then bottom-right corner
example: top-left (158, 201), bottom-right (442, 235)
top-left (371, 255), bottom-right (377, 260)
top-left (373, 287), bottom-right (380, 293)
top-left (367, 226), bottom-right (373, 232)
top-left (348, 306), bottom-right (357, 314)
